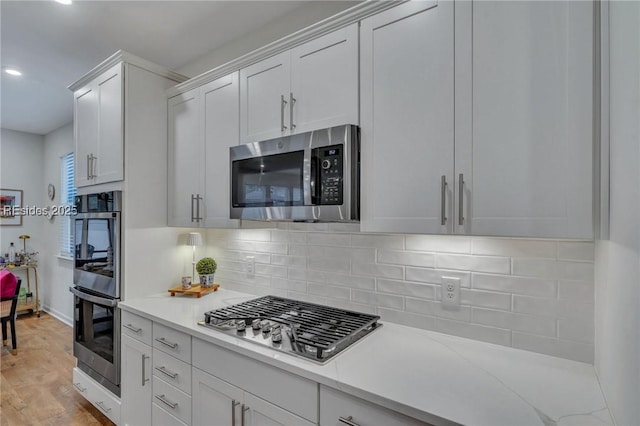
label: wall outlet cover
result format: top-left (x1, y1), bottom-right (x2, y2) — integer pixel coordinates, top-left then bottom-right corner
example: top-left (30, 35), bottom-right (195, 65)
top-left (441, 276), bottom-right (461, 310)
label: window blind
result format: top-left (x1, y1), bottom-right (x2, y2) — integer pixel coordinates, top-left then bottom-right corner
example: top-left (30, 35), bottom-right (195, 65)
top-left (59, 153), bottom-right (77, 257)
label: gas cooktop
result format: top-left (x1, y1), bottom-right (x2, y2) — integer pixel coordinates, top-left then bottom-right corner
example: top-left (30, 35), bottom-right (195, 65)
top-left (198, 295), bottom-right (381, 363)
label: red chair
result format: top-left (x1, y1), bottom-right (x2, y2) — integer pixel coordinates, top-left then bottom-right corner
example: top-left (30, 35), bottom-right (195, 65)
top-left (1, 270), bottom-right (22, 355)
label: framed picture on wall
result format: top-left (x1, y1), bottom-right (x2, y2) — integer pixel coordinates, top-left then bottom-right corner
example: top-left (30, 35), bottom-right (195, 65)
top-left (0, 189), bottom-right (23, 226)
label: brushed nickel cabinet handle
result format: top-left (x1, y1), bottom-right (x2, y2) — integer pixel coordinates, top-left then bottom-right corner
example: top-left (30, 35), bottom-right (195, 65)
top-left (155, 337), bottom-right (178, 349)
top-left (95, 401), bottom-right (111, 414)
top-left (458, 173), bottom-right (465, 226)
top-left (339, 416), bottom-right (360, 426)
top-left (231, 400), bottom-right (240, 426)
top-left (190, 194), bottom-right (195, 222)
top-left (123, 323), bottom-right (142, 333)
top-left (281, 95), bottom-right (288, 132)
top-left (155, 365), bottom-right (178, 379)
top-left (195, 194), bottom-right (202, 222)
top-left (91, 155), bottom-right (96, 179)
top-left (86, 154), bottom-right (91, 180)
top-left (141, 354), bottom-right (150, 386)
top-left (441, 175), bottom-right (448, 226)
top-left (241, 404), bottom-right (250, 426)
top-left (290, 92), bottom-right (296, 131)
top-left (155, 394), bottom-right (178, 410)
top-left (73, 382), bottom-right (87, 393)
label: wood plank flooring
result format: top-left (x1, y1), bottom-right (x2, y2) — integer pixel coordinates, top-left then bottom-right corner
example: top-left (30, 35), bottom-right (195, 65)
top-left (0, 312), bottom-right (114, 425)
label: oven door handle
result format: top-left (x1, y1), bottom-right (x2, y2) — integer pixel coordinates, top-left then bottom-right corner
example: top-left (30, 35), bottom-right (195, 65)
top-left (69, 286), bottom-right (118, 307)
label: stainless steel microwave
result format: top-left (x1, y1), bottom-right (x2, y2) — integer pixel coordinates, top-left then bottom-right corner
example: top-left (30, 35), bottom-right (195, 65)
top-left (230, 125), bottom-right (360, 222)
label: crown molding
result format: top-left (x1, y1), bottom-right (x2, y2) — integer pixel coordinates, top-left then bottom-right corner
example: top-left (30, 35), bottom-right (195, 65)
top-left (167, 0), bottom-right (406, 98)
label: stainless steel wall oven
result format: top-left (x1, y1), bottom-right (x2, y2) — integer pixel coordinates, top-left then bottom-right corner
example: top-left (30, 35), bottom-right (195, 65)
top-left (70, 191), bottom-right (121, 396)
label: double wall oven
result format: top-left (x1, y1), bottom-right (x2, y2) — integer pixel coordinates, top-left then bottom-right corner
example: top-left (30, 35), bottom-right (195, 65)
top-left (70, 191), bottom-right (121, 396)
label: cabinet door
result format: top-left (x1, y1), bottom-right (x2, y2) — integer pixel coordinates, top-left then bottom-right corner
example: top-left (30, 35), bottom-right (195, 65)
top-left (94, 63), bottom-right (124, 185)
top-left (240, 51), bottom-right (290, 143)
top-left (121, 335), bottom-right (152, 426)
top-left (245, 393), bottom-right (315, 426)
top-left (202, 72), bottom-right (240, 228)
top-left (290, 23), bottom-right (359, 133)
top-left (456, 1), bottom-right (593, 238)
top-left (74, 86), bottom-right (98, 188)
top-left (192, 367), bottom-right (243, 426)
top-left (360, 1), bottom-right (455, 233)
top-left (168, 88), bottom-right (204, 227)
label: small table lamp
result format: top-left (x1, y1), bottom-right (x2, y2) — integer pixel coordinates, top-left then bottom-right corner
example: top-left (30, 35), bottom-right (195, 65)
top-left (186, 232), bottom-right (203, 281)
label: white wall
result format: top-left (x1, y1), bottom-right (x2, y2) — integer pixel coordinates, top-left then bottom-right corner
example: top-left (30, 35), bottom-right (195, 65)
top-left (594, 1), bottom-right (640, 424)
top-left (177, 1), bottom-right (359, 77)
top-left (0, 128), bottom-right (45, 306)
top-left (41, 123), bottom-right (75, 324)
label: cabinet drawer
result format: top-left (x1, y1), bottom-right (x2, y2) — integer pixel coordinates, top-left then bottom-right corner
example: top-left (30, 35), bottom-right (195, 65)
top-left (320, 385), bottom-right (429, 426)
top-left (153, 376), bottom-right (192, 425)
top-left (122, 310), bottom-right (152, 345)
top-left (153, 348), bottom-right (192, 395)
top-left (193, 338), bottom-right (317, 423)
top-left (153, 322), bottom-right (191, 362)
top-left (73, 367), bottom-right (122, 425)
top-left (152, 403), bottom-right (188, 426)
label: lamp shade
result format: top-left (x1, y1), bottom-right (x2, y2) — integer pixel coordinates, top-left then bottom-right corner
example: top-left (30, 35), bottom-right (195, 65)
top-left (186, 232), bottom-right (203, 247)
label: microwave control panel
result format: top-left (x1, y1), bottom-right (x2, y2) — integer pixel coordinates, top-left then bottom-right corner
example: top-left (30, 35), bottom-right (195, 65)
top-left (313, 144), bottom-right (343, 205)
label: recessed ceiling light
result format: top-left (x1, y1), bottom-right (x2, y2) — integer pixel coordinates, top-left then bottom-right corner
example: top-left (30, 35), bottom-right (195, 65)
top-left (54, 0), bottom-right (72, 5)
top-left (4, 68), bottom-right (22, 77)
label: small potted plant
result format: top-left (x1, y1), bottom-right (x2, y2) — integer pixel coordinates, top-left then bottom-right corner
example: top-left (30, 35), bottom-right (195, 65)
top-left (196, 257), bottom-right (217, 288)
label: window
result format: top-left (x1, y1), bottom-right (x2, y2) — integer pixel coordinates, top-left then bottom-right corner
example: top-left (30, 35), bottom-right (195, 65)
top-left (59, 153), bottom-right (77, 257)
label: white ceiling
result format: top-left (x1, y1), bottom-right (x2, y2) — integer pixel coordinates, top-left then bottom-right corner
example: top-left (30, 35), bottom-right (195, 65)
top-left (0, 0), bottom-right (311, 135)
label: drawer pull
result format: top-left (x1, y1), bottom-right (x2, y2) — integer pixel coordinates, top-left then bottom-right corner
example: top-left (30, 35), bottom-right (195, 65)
top-left (339, 416), bottom-right (360, 426)
top-left (155, 365), bottom-right (178, 379)
top-left (95, 401), bottom-right (112, 414)
top-left (155, 394), bottom-right (178, 410)
top-left (73, 382), bottom-right (87, 393)
top-left (155, 337), bottom-right (178, 349)
top-left (123, 323), bottom-right (142, 333)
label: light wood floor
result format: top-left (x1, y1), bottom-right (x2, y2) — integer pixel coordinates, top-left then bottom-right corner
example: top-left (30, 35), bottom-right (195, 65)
top-left (0, 312), bottom-right (114, 425)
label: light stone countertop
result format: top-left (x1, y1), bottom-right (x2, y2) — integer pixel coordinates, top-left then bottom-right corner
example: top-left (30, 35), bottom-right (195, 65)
top-left (119, 289), bottom-right (612, 426)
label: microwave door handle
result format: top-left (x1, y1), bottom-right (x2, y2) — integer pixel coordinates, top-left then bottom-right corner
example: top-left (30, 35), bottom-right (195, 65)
top-left (303, 148), bottom-right (313, 206)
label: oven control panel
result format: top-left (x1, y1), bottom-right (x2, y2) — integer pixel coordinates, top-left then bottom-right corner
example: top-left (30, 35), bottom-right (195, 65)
top-left (313, 144), bottom-right (343, 205)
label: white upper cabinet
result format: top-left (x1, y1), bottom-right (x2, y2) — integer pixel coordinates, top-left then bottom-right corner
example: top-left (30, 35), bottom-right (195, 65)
top-left (74, 63), bottom-right (123, 187)
top-left (455, 1), bottom-right (594, 238)
top-left (360, 1), bottom-right (454, 234)
top-left (168, 72), bottom-right (240, 228)
top-left (168, 88), bottom-right (203, 227)
top-left (240, 24), bottom-right (358, 143)
top-left (361, 0), bottom-right (594, 238)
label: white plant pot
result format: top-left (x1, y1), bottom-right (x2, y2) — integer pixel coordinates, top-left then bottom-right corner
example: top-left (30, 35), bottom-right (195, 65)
top-left (199, 273), bottom-right (215, 287)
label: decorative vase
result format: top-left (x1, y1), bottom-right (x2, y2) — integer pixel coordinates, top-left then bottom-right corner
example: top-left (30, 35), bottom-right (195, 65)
top-left (200, 273), bottom-right (215, 287)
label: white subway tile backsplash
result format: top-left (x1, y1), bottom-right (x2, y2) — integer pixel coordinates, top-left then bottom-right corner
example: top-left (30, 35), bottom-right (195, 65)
top-left (406, 298), bottom-right (471, 322)
top-left (378, 308), bottom-right (437, 330)
top-left (472, 308), bottom-right (557, 337)
top-left (351, 290), bottom-right (404, 309)
top-left (460, 289), bottom-right (511, 310)
top-left (406, 268), bottom-right (471, 288)
top-left (406, 235), bottom-right (470, 253)
top-left (558, 280), bottom-right (594, 302)
top-left (351, 234), bottom-right (404, 250)
top-left (512, 258), bottom-right (594, 281)
top-left (472, 273), bottom-right (556, 298)
top-left (435, 318), bottom-right (512, 347)
top-left (512, 332), bottom-right (594, 363)
top-left (212, 230), bottom-right (595, 363)
top-left (378, 250), bottom-right (435, 268)
top-left (377, 279), bottom-right (436, 300)
top-left (352, 262), bottom-right (404, 279)
top-left (437, 253), bottom-right (511, 274)
top-left (557, 241), bottom-right (595, 261)
top-left (471, 238), bottom-right (557, 258)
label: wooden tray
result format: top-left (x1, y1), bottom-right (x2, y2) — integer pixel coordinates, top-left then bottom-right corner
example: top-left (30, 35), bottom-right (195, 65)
top-left (168, 284), bottom-right (219, 298)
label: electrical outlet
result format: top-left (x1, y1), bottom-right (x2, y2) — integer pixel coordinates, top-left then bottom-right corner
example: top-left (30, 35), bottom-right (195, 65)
top-left (245, 256), bottom-right (255, 277)
top-left (441, 276), bottom-right (460, 309)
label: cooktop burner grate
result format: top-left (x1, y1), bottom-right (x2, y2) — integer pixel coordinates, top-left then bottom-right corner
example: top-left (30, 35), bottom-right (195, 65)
top-left (201, 295), bottom-right (381, 363)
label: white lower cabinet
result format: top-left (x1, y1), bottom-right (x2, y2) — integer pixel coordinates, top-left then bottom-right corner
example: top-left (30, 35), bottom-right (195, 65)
top-left (72, 367), bottom-right (121, 425)
top-left (320, 385), bottom-right (430, 426)
top-left (121, 334), bottom-right (152, 426)
top-left (192, 367), bottom-right (314, 426)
